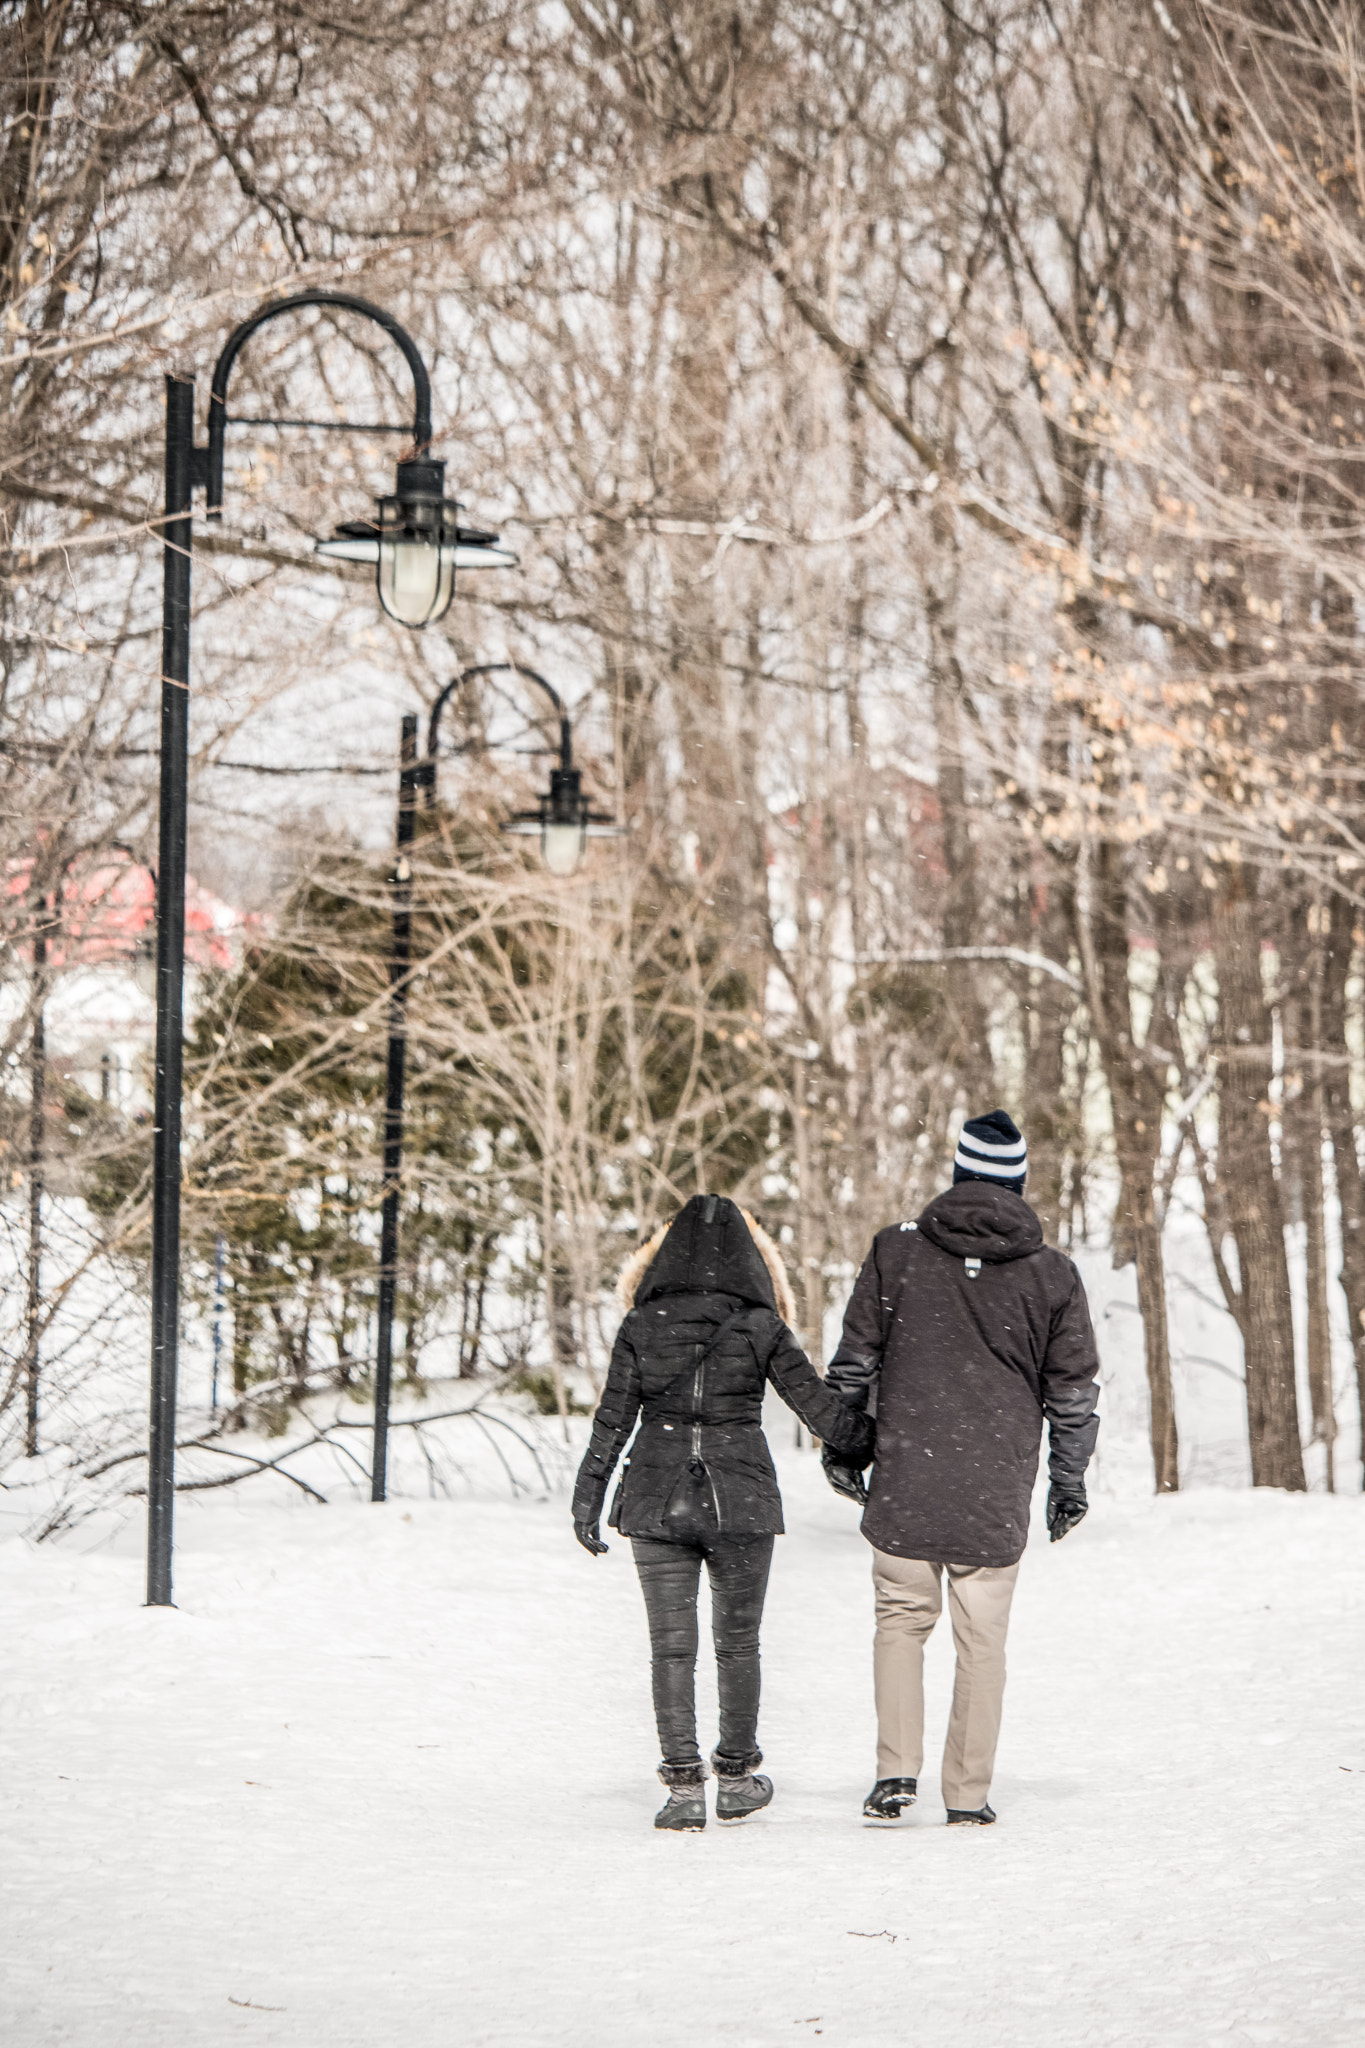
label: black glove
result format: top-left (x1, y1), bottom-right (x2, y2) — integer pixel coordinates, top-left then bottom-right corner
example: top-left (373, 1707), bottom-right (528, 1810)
top-left (1047, 1484), bottom-right (1088, 1543)
top-left (821, 1446), bottom-right (868, 1506)
top-left (573, 1517), bottom-right (609, 1556)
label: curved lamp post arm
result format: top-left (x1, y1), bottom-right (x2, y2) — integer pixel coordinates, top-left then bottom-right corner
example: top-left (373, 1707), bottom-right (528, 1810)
top-left (425, 662), bottom-right (571, 802)
top-left (205, 289), bottom-right (434, 518)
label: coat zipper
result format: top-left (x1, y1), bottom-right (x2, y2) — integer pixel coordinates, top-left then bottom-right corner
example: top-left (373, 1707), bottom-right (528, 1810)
top-left (691, 1341), bottom-right (723, 1530)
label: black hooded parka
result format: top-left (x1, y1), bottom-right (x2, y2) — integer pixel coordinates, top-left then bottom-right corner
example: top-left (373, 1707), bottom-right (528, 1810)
top-left (827, 1181), bottom-right (1100, 1568)
top-left (573, 1196), bottom-right (874, 1540)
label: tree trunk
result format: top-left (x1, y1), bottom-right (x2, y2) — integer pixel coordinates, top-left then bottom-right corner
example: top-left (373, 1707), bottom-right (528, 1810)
top-left (1133, 1208), bottom-right (1178, 1489)
top-left (1301, 1077), bottom-right (1336, 1492)
top-left (791, 1054), bottom-right (824, 1356)
top-left (923, 373), bottom-right (993, 1087)
top-left (543, 1223), bottom-right (575, 1443)
top-left (1212, 873), bottom-right (1306, 1489)
top-left (921, 31), bottom-right (993, 1095)
top-left (1321, 891), bottom-right (1365, 1488)
top-left (23, 922), bottom-right (47, 1460)
top-left (1081, 838), bottom-right (1179, 1490)
top-left (1282, 978), bottom-right (1336, 1489)
top-left (1020, 873), bottom-right (1081, 1244)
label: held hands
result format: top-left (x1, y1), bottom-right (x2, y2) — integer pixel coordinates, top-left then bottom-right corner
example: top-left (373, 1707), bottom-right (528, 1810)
top-left (821, 1445), bottom-right (868, 1507)
top-left (573, 1518), bottom-right (609, 1556)
top-left (1047, 1483), bottom-right (1088, 1543)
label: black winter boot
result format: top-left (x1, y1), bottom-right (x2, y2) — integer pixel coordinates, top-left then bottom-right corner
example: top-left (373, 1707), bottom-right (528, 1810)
top-left (711, 1748), bottom-right (773, 1822)
top-left (863, 1777), bottom-right (918, 1821)
top-left (946, 1803), bottom-right (996, 1825)
top-left (654, 1760), bottom-right (707, 1832)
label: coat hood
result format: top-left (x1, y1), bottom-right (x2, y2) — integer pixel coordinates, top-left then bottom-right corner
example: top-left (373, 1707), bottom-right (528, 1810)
top-left (916, 1180), bottom-right (1043, 1264)
top-left (616, 1195), bottom-right (797, 1325)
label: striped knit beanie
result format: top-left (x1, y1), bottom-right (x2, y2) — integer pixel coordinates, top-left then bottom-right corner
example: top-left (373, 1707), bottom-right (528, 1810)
top-left (953, 1109), bottom-right (1027, 1193)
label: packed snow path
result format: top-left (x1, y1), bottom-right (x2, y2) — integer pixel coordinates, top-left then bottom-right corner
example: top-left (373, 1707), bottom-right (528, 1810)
top-left (4, 1446), bottom-right (1364, 2046)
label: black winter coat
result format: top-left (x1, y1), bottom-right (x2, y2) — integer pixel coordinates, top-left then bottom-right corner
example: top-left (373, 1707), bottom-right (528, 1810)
top-left (573, 1196), bottom-right (875, 1540)
top-left (827, 1182), bottom-right (1100, 1568)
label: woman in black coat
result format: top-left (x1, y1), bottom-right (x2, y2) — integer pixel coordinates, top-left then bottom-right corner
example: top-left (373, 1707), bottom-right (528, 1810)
top-left (572, 1194), bottom-right (875, 1831)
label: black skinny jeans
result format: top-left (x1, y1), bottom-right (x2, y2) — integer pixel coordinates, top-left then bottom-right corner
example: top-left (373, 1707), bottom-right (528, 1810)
top-left (631, 1533), bottom-right (775, 1766)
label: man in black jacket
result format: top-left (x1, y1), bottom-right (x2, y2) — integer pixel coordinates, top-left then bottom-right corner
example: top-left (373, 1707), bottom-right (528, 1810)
top-left (825, 1110), bottom-right (1100, 1826)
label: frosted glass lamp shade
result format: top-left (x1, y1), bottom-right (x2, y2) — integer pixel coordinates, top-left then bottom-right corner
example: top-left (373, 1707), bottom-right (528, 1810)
top-left (541, 820), bottom-right (586, 876)
top-left (378, 533), bottom-right (453, 627)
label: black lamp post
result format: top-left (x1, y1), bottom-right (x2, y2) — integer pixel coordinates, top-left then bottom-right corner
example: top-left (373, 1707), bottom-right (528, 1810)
top-left (146, 291), bottom-right (511, 1604)
top-left (365, 663), bottom-right (620, 1502)
top-left (370, 711), bottom-right (419, 1506)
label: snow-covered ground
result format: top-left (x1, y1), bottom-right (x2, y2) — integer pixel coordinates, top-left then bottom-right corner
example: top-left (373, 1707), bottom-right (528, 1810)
top-left (4, 1433), bottom-right (1363, 2047)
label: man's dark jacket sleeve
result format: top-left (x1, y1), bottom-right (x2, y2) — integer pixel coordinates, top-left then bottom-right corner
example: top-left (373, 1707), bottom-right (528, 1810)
top-left (572, 1320), bottom-right (640, 1525)
top-left (1042, 1265), bottom-right (1101, 1490)
top-left (825, 1238), bottom-right (890, 1416)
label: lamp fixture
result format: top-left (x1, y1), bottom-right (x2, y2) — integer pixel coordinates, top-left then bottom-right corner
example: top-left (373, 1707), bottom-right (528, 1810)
top-left (501, 762), bottom-right (622, 876)
top-left (315, 456), bottom-right (516, 627)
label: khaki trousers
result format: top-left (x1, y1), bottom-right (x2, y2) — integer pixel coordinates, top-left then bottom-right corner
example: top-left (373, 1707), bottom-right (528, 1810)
top-left (871, 1548), bottom-right (1020, 1811)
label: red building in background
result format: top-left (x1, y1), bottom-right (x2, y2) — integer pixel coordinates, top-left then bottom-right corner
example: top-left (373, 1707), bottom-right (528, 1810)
top-left (5, 852), bottom-right (242, 1108)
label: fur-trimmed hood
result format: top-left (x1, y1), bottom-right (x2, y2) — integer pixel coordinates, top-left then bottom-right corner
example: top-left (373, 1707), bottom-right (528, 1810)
top-left (616, 1195), bottom-right (797, 1329)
